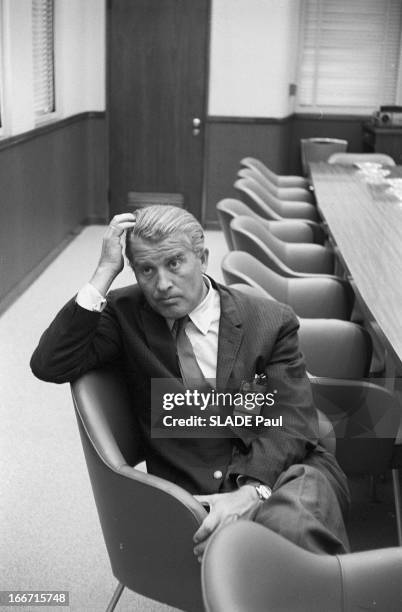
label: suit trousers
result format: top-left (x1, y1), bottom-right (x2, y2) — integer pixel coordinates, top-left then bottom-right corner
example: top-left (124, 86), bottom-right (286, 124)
top-left (252, 463), bottom-right (350, 554)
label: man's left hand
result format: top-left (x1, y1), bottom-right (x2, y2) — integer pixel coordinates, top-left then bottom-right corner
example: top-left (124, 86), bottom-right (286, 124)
top-left (193, 486), bottom-right (261, 562)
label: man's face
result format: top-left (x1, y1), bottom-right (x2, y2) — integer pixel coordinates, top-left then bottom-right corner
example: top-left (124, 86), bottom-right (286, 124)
top-left (130, 233), bottom-right (209, 319)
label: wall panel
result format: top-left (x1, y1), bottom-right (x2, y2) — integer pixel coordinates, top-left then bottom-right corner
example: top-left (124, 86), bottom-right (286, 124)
top-left (289, 115), bottom-right (367, 174)
top-left (204, 114), bottom-right (368, 225)
top-left (0, 113), bottom-right (107, 307)
top-left (204, 117), bottom-right (292, 224)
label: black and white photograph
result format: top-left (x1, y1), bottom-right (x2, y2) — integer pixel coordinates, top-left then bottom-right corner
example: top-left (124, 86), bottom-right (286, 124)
top-left (1, 1), bottom-right (402, 610)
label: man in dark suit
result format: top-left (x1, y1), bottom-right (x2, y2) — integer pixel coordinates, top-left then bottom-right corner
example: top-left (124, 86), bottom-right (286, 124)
top-left (30, 205), bottom-right (350, 560)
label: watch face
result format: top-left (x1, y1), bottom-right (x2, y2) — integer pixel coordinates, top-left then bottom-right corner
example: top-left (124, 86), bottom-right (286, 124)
top-left (256, 485), bottom-right (271, 501)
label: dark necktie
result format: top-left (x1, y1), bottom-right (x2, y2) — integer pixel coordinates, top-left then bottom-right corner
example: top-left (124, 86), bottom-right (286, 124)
top-left (173, 315), bottom-right (210, 390)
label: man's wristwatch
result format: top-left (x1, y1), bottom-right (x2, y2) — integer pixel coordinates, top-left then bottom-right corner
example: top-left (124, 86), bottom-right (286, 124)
top-left (254, 483), bottom-right (272, 501)
top-left (245, 480), bottom-right (272, 501)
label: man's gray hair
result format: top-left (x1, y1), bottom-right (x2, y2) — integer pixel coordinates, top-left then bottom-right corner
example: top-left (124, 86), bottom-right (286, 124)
top-left (125, 204), bottom-right (205, 264)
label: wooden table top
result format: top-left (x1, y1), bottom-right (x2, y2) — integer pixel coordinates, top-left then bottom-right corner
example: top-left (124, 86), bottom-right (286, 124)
top-left (310, 162), bottom-right (402, 365)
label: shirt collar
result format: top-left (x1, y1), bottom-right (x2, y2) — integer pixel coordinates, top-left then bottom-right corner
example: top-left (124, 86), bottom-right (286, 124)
top-left (166, 275), bottom-right (220, 335)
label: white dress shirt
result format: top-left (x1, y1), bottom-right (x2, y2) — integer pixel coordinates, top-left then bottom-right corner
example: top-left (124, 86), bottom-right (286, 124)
top-left (76, 275), bottom-right (221, 380)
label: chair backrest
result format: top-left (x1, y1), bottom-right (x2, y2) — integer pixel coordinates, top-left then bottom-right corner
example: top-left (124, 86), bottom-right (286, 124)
top-left (235, 176), bottom-right (319, 221)
top-left (230, 215), bottom-right (294, 276)
top-left (234, 177), bottom-right (281, 220)
top-left (228, 283), bottom-right (370, 380)
top-left (216, 199), bottom-right (259, 250)
top-left (235, 175), bottom-right (290, 215)
top-left (301, 138), bottom-right (348, 175)
top-left (202, 521), bottom-right (402, 612)
top-left (221, 251), bottom-right (284, 301)
top-left (328, 152), bottom-right (396, 166)
top-left (240, 156), bottom-right (308, 189)
top-left (310, 377), bottom-right (400, 476)
top-left (238, 167), bottom-right (278, 197)
top-left (263, 218), bottom-right (315, 243)
top-left (221, 251), bottom-right (352, 320)
top-left (240, 156), bottom-right (281, 185)
top-left (216, 199), bottom-right (316, 246)
top-left (71, 369), bottom-right (206, 612)
top-left (238, 167), bottom-right (314, 204)
top-left (298, 319), bottom-right (372, 379)
top-left (230, 215), bottom-right (332, 277)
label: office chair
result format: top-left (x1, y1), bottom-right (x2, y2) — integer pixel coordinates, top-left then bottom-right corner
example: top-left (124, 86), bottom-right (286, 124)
top-left (228, 282), bottom-right (400, 527)
top-left (203, 379), bottom-right (402, 610)
top-left (240, 155), bottom-right (309, 189)
top-left (310, 376), bottom-right (400, 478)
top-left (220, 194), bottom-right (325, 244)
top-left (301, 138), bottom-right (348, 175)
top-left (216, 199), bottom-right (324, 250)
top-left (222, 251), bottom-right (354, 320)
top-left (230, 215), bottom-right (336, 277)
top-left (71, 368), bottom-right (342, 612)
top-left (202, 521), bottom-right (402, 612)
top-left (237, 166), bottom-right (314, 203)
top-left (71, 369), bottom-right (207, 612)
top-left (299, 319), bottom-right (372, 379)
top-left (234, 176), bottom-right (319, 222)
top-left (231, 283), bottom-right (372, 380)
top-left (328, 152), bottom-right (396, 166)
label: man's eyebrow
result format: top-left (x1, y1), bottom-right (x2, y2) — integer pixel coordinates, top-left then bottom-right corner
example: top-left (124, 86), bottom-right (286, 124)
top-left (131, 257), bottom-right (153, 267)
top-left (133, 249), bottom-right (186, 266)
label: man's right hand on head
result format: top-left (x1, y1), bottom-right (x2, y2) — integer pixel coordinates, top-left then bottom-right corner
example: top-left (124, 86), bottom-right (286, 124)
top-left (90, 213), bottom-right (136, 296)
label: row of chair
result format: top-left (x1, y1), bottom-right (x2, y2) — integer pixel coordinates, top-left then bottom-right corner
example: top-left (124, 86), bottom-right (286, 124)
top-left (216, 157), bottom-right (402, 547)
top-left (218, 199), bottom-right (354, 319)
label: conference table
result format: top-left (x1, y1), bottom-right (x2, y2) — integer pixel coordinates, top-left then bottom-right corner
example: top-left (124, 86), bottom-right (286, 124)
top-left (309, 162), bottom-right (402, 374)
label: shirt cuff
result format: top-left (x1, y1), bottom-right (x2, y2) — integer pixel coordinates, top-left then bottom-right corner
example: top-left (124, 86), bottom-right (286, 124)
top-left (76, 283), bottom-right (107, 312)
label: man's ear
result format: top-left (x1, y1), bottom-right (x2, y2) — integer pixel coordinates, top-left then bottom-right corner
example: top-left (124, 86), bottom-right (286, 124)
top-left (200, 248), bottom-right (209, 272)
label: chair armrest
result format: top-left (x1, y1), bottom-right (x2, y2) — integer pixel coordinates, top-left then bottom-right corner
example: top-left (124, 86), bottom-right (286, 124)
top-left (119, 464), bottom-right (208, 524)
top-left (286, 243), bottom-right (334, 274)
top-left (276, 200), bottom-right (319, 222)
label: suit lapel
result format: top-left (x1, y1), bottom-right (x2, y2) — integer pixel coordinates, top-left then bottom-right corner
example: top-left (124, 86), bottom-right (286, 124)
top-left (216, 286), bottom-right (244, 391)
top-left (140, 299), bottom-right (181, 378)
top-left (138, 282), bottom-right (244, 386)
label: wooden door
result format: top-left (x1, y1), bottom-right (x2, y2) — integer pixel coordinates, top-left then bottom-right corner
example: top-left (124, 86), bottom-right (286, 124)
top-left (107, 0), bottom-right (210, 220)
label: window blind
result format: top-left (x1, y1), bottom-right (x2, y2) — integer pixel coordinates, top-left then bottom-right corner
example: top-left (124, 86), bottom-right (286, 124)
top-left (297, 0), bottom-right (402, 112)
top-left (32, 0), bottom-right (55, 118)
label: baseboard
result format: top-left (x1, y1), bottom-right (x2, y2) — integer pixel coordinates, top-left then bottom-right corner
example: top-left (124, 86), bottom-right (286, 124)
top-left (84, 215), bottom-right (108, 225)
top-left (204, 220), bottom-right (220, 230)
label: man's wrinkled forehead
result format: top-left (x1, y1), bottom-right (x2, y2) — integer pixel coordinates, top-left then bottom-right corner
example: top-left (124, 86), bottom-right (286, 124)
top-left (130, 232), bottom-right (195, 264)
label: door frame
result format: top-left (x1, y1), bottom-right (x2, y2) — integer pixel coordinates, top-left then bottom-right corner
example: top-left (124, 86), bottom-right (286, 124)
top-left (105, 0), bottom-right (212, 225)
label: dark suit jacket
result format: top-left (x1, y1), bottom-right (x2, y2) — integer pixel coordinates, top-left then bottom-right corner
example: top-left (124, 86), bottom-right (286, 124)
top-left (30, 279), bottom-right (341, 495)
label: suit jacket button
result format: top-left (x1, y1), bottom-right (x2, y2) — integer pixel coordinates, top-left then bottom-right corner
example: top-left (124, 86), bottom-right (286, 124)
top-left (213, 470), bottom-right (223, 480)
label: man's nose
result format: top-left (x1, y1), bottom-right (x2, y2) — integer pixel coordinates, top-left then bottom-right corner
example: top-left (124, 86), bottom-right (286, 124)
top-left (155, 269), bottom-right (173, 293)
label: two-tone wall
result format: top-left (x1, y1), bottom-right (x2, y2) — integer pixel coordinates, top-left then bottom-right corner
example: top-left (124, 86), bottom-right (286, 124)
top-left (0, 0), bottom-right (107, 310)
top-left (204, 114), bottom-right (368, 224)
top-left (0, 114), bottom-right (107, 310)
top-left (203, 0), bottom-right (400, 224)
top-left (1, 0), bottom-right (401, 305)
